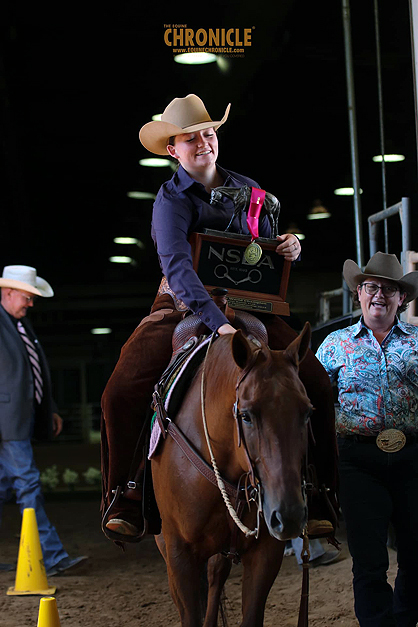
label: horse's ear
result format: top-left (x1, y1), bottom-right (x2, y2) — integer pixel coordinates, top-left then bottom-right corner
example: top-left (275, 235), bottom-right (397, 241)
top-left (284, 321), bottom-right (311, 367)
top-left (231, 330), bottom-right (253, 370)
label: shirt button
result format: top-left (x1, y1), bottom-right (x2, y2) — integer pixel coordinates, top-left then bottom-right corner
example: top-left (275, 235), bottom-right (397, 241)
top-left (198, 311), bottom-right (203, 316)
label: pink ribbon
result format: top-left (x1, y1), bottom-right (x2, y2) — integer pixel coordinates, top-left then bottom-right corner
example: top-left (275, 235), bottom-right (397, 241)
top-left (246, 187), bottom-right (266, 240)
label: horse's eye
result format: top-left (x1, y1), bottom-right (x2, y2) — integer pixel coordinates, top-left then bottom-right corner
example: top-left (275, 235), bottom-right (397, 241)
top-left (240, 411), bottom-right (252, 424)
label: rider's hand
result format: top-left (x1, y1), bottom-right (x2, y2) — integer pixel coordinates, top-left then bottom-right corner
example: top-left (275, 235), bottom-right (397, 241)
top-left (217, 323), bottom-right (236, 335)
top-left (275, 233), bottom-right (301, 261)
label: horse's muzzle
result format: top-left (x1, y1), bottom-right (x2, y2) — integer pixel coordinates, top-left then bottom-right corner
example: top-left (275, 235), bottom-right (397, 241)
top-left (267, 502), bottom-right (307, 541)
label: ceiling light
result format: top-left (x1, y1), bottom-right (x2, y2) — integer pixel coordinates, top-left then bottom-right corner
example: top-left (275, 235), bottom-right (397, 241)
top-left (307, 199), bottom-right (331, 220)
top-left (91, 327), bottom-right (112, 335)
top-left (113, 237), bottom-right (138, 244)
top-left (372, 154), bottom-right (405, 163)
top-left (174, 52), bottom-right (217, 65)
top-left (216, 56), bottom-right (229, 72)
top-left (139, 158), bottom-right (172, 168)
top-left (334, 187), bottom-right (363, 196)
top-left (109, 256), bottom-right (134, 264)
top-left (286, 223), bottom-right (305, 240)
top-left (113, 237), bottom-right (144, 249)
top-left (126, 191), bottom-right (156, 200)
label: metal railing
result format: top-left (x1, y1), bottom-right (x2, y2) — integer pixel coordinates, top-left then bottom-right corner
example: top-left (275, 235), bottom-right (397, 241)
top-left (318, 288), bottom-right (343, 323)
top-left (368, 197), bottom-right (410, 270)
top-left (405, 251), bottom-right (418, 325)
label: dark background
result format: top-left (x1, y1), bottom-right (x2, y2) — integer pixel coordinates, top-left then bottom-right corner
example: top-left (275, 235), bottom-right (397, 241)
top-left (1, 1), bottom-right (417, 439)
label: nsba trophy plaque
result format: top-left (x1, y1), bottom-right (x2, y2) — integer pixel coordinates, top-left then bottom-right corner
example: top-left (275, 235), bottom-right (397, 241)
top-left (189, 230), bottom-right (291, 315)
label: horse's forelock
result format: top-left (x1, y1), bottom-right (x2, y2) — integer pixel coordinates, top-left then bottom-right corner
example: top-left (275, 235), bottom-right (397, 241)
top-left (257, 346), bottom-right (302, 387)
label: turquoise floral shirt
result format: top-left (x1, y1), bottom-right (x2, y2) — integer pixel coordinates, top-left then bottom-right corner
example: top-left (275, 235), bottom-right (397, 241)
top-left (316, 318), bottom-right (418, 435)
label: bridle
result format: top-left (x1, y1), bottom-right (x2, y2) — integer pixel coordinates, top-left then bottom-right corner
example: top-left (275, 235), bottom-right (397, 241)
top-left (200, 333), bottom-right (263, 538)
top-left (201, 332), bottom-right (311, 542)
top-left (232, 339), bottom-right (264, 489)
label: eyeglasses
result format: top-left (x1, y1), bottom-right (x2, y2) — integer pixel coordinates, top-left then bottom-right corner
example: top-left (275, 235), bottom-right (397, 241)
top-left (361, 283), bottom-right (399, 297)
top-left (14, 290), bottom-right (38, 303)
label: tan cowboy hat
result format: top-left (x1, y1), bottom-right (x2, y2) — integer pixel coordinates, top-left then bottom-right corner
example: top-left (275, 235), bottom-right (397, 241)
top-left (139, 94), bottom-right (231, 155)
top-left (0, 265), bottom-right (54, 297)
top-left (343, 252), bottom-right (418, 303)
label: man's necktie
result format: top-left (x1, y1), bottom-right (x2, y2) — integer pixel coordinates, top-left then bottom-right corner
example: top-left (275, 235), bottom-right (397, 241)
top-left (17, 321), bottom-right (44, 404)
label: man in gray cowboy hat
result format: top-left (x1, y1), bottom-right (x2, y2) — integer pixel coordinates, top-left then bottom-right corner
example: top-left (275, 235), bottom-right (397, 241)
top-left (0, 265), bottom-right (87, 576)
top-left (316, 252), bottom-right (418, 626)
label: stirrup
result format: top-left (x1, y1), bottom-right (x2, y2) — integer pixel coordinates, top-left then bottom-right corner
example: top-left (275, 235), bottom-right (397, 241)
top-left (101, 486), bottom-right (147, 544)
top-left (105, 518), bottom-right (139, 536)
top-left (306, 519), bottom-right (334, 539)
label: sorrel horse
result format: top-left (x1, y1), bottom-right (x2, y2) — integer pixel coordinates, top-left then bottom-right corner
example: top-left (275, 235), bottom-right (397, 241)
top-left (151, 322), bottom-right (313, 627)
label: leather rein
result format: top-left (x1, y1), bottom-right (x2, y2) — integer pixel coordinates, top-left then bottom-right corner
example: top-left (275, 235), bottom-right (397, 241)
top-left (199, 333), bottom-right (263, 538)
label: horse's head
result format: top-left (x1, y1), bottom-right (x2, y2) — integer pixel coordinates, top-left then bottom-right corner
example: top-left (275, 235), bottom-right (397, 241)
top-left (231, 323), bottom-right (312, 541)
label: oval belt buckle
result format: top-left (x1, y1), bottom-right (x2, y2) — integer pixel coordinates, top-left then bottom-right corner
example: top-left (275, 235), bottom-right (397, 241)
top-left (376, 429), bottom-right (406, 453)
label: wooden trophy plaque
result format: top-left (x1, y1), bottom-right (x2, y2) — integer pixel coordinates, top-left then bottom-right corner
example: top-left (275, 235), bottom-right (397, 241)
top-left (189, 230), bottom-right (291, 316)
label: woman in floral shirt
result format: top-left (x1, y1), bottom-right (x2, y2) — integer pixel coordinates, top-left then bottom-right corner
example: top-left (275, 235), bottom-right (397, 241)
top-left (316, 252), bottom-right (418, 627)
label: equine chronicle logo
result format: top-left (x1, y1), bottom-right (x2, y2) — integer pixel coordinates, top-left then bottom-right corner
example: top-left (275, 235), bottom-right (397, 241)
top-left (163, 25), bottom-right (254, 58)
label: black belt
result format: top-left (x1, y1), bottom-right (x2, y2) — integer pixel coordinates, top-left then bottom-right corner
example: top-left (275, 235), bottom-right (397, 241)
top-left (338, 430), bottom-right (418, 452)
top-left (338, 432), bottom-right (418, 443)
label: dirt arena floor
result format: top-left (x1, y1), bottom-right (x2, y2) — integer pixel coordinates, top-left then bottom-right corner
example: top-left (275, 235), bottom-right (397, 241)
top-left (0, 495), bottom-right (399, 627)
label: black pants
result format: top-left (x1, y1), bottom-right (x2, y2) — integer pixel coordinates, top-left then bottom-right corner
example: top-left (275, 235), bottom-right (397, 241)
top-left (338, 436), bottom-right (418, 627)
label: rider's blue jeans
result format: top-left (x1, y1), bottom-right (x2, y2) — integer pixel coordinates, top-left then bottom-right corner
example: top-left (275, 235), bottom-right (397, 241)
top-left (338, 436), bottom-right (418, 627)
top-left (0, 439), bottom-right (68, 571)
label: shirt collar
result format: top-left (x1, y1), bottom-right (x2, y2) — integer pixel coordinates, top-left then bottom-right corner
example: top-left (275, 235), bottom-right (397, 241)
top-left (395, 317), bottom-right (412, 335)
top-left (352, 318), bottom-right (364, 337)
top-left (172, 164), bottom-right (236, 194)
top-left (174, 165), bottom-right (198, 193)
top-left (353, 315), bottom-right (410, 337)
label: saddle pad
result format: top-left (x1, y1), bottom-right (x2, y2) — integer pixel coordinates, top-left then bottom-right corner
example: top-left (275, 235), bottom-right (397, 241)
top-left (148, 335), bottom-right (213, 459)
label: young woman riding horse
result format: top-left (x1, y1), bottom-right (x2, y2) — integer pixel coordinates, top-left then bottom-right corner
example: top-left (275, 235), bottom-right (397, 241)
top-left (101, 94), bottom-right (338, 540)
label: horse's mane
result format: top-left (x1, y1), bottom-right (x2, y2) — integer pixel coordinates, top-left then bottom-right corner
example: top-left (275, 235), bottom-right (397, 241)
top-left (203, 335), bottom-right (237, 388)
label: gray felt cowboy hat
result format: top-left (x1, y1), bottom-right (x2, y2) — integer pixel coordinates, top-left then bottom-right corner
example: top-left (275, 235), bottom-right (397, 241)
top-left (139, 94), bottom-right (231, 156)
top-left (343, 252), bottom-right (418, 303)
top-left (0, 265), bottom-right (54, 297)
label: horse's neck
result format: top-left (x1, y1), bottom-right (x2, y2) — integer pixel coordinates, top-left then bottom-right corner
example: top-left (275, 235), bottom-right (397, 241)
top-left (203, 348), bottom-right (238, 425)
top-left (177, 344), bottom-right (236, 435)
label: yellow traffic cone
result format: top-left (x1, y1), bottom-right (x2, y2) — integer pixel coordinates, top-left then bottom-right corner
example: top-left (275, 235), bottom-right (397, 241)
top-left (7, 508), bottom-right (56, 595)
top-left (37, 597), bottom-right (61, 627)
